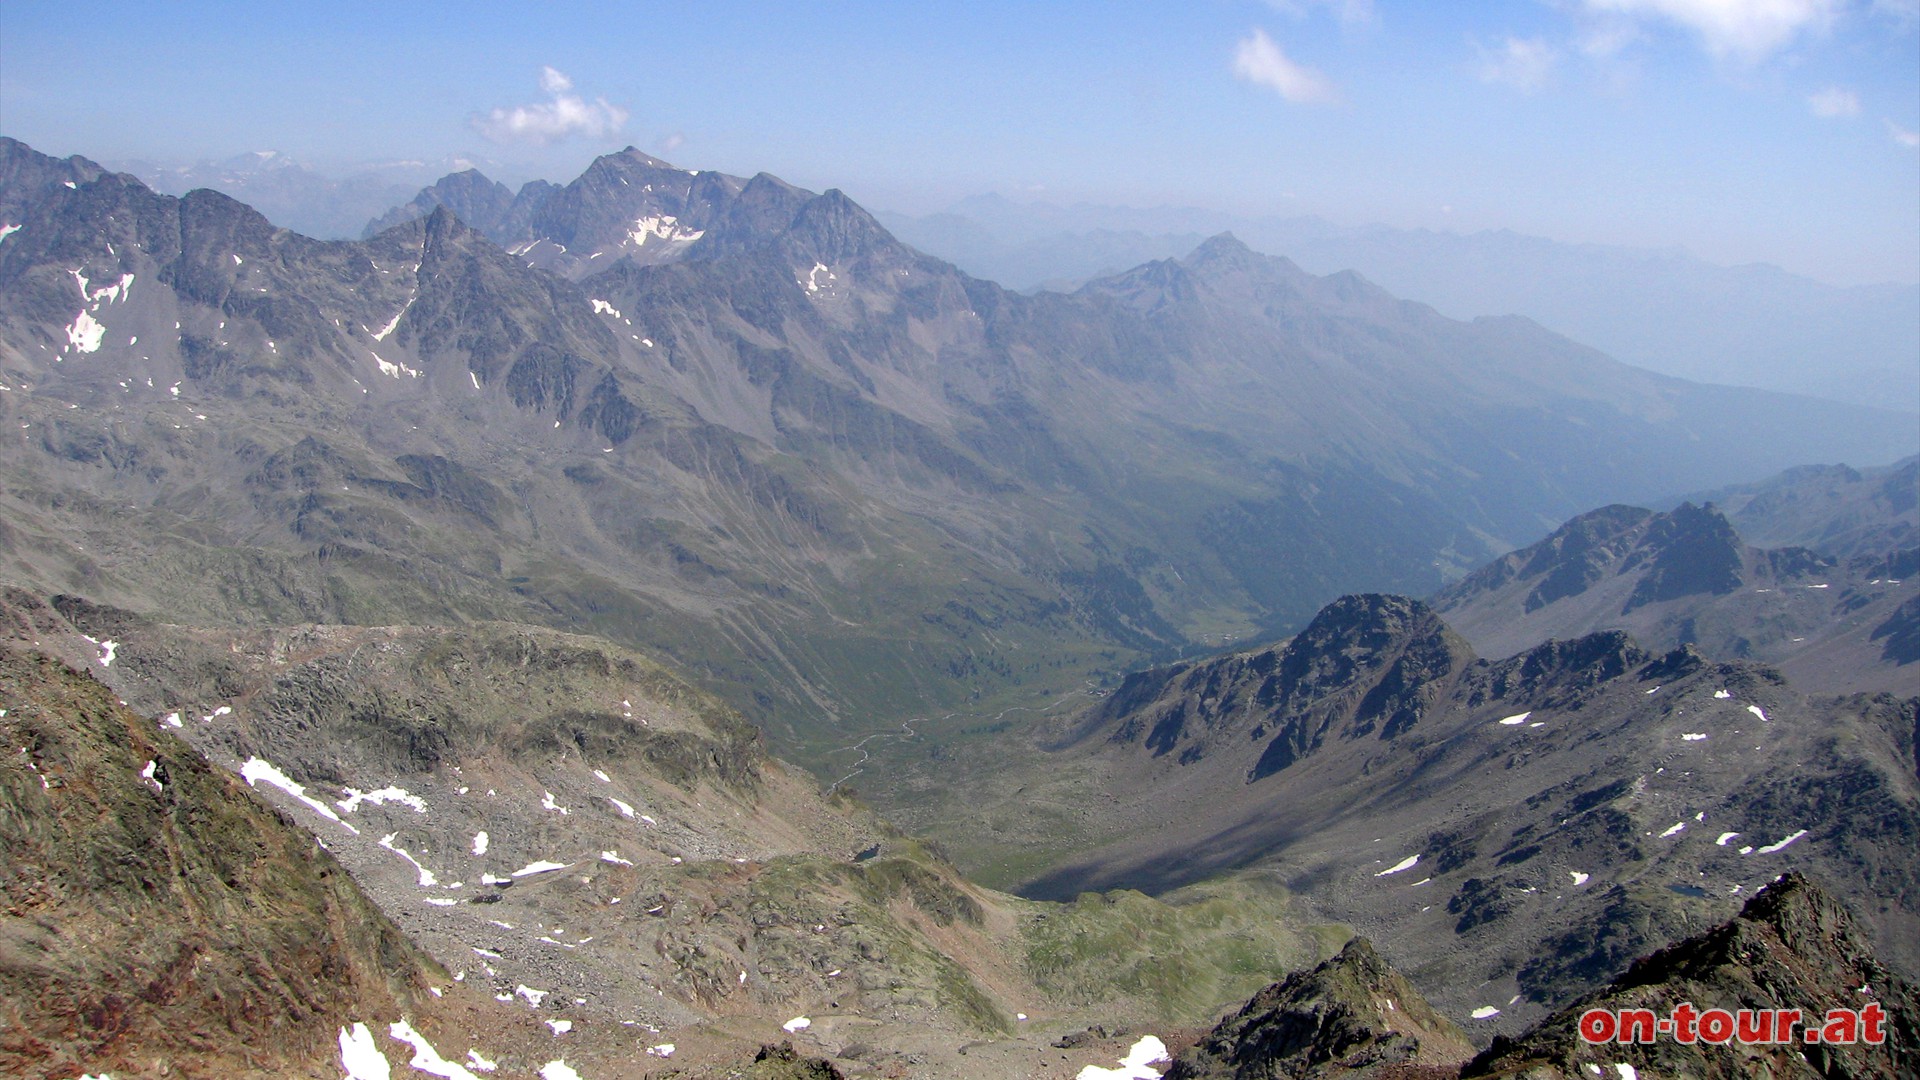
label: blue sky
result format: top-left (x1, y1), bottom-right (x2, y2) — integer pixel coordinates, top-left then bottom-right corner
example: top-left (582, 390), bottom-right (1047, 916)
top-left (2, 1), bottom-right (1915, 284)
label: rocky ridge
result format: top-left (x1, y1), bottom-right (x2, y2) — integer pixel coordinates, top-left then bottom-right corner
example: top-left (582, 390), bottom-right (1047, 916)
top-left (1166, 936), bottom-right (1472, 1079)
top-left (1462, 873), bottom-right (1918, 1079)
top-left (1432, 501), bottom-right (1919, 694)
top-left (2, 134), bottom-right (1913, 770)
top-left (1164, 874), bottom-right (1915, 1079)
top-left (1013, 594), bottom-right (1920, 1035)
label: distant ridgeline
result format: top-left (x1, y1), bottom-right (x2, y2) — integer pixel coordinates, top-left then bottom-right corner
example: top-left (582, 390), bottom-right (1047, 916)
top-left (1, 134), bottom-right (1913, 753)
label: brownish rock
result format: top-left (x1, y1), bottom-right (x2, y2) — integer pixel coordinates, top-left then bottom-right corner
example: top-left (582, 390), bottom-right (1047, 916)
top-left (0, 647), bottom-right (437, 1078)
top-left (1464, 873), bottom-right (1918, 1079)
top-left (1166, 936), bottom-right (1473, 1079)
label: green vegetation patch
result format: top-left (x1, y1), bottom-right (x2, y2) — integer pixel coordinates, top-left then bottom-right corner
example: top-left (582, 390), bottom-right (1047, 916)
top-left (1018, 873), bottom-right (1340, 1025)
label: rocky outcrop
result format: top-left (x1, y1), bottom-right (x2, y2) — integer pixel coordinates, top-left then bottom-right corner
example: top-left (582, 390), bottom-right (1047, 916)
top-left (1166, 875), bottom-right (1917, 1080)
top-left (1465, 873), bottom-right (1919, 1079)
top-left (1246, 596), bottom-right (1475, 779)
top-left (1166, 937), bottom-right (1471, 1079)
top-left (1069, 595), bottom-right (1475, 776)
top-left (745, 1040), bottom-right (850, 1079)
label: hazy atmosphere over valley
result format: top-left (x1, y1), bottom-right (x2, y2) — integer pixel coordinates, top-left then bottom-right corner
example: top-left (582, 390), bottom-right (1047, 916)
top-left (2, 3), bottom-right (1917, 1078)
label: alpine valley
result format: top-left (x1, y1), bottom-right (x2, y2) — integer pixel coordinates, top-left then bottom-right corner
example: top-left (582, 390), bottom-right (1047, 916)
top-left (1, 135), bottom-right (1915, 1079)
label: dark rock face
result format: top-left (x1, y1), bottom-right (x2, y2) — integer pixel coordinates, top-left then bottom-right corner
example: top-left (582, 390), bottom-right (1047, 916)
top-left (1070, 595), bottom-right (1474, 777)
top-left (0, 647), bottom-right (437, 1077)
top-left (1247, 596), bottom-right (1474, 779)
top-left (1464, 874), bottom-right (1920, 1080)
top-left (1872, 594), bottom-right (1920, 666)
top-left (1436, 497), bottom-right (1919, 696)
top-left (1517, 505), bottom-right (1656, 612)
top-left (1623, 502), bottom-right (1747, 610)
top-left (748, 1040), bottom-right (849, 1079)
top-left (1166, 937), bottom-right (1472, 1079)
top-left (0, 135), bottom-right (108, 229)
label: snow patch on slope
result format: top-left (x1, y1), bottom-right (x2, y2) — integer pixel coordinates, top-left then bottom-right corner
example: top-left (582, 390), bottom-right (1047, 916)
top-left (1076, 1035), bottom-right (1169, 1080)
top-left (388, 1020), bottom-right (482, 1080)
top-left (241, 757), bottom-right (358, 833)
top-left (66, 309), bottom-right (106, 353)
top-left (378, 832), bottom-right (440, 886)
top-left (339, 1022), bottom-right (391, 1079)
top-left (338, 786), bottom-right (427, 814)
top-left (372, 351), bottom-right (422, 379)
top-left (629, 214), bottom-right (703, 249)
top-left (1374, 854), bottom-right (1419, 877)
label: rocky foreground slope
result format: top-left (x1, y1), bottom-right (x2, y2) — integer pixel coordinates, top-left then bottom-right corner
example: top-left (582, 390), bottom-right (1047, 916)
top-left (0, 644), bottom-right (549, 1078)
top-left (1168, 873), bottom-right (1915, 1079)
top-left (1462, 873), bottom-right (1918, 1080)
top-left (2, 589), bottom-right (1354, 1077)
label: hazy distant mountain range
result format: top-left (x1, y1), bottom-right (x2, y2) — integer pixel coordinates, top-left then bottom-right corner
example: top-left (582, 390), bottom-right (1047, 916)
top-left (107, 153), bottom-right (1920, 413)
top-left (112, 149), bottom-right (470, 243)
top-left (878, 194), bottom-right (1920, 413)
top-left (1435, 495), bottom-right (1918, 695)
top-left (8, 137), bottom-right (1910, 756)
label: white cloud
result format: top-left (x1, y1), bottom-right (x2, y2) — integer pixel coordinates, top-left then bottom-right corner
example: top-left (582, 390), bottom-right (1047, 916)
top-left (1582, 0), bottom-right (1841, 61)
top-left (475, 67), bottom-right (629, 144)
top-left (1477, 37), bottom-right (1559, 92)
top-left (1888, 119), bottom-right (1920, 147)
top-left (1808, 86), bottom-right (1860, 116)
top-left (1232, 29), bottom-right (1339, 104)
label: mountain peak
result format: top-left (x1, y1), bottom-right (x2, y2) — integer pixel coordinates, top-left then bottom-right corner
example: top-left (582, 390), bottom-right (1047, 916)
top-left (1295, 593), bottom-right (1455, 650)
top-left (1245, 594), bottom-right (1475, 778)
top-left (1188, 231), bottom-right (1255, 263)
top-left (784, 187), bottom-right (898, 263)
top-left (1167, 935), bottom-right (1473, 1079)
top-left (1180, 229), bottom-right (1316, 290)
top-left (611, 145), bottom-right (678, 171)
top-left (0, 136), bottom-right (111, 227)
top-left (420, 201), bottom-right (474, 239)
top-left (1623, 501), bottom-right (1744, 611)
